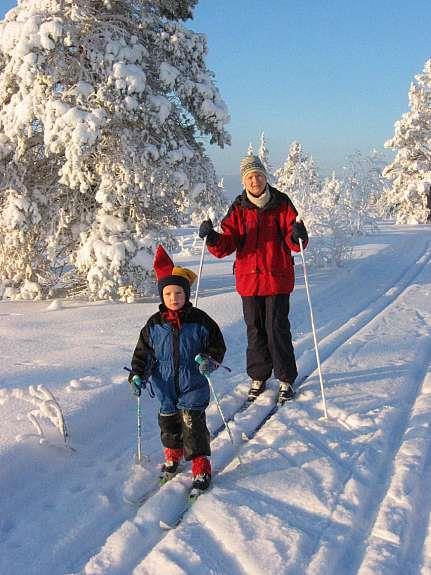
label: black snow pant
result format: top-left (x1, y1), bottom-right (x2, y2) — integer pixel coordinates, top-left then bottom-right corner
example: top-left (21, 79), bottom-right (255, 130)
top-left (158, 410), bottom-right (210, 461)
top-left (242, 294), bottom-right (298, 383)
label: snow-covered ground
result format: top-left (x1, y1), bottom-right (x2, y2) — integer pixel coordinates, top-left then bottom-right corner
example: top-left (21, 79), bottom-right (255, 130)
top-left (2, 222), bottom-right (431, 575)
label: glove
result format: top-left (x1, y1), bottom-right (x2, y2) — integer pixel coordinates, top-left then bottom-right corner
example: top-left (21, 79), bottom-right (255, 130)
top-left (197, 356), bottom-right (217, 376)
top-left (291, 220), bottom-right (308, 244)
top-left (128, 372), bottom-right (143, 397)
top-left (198, 219), bottom-right (214, 239)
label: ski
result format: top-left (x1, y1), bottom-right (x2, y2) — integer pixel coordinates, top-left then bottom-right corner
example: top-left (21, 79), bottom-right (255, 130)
top-left (123, 464), bottom-right (181, 507)
top-left (210, 381), bottom-right (275, 438)
top-left (157, 384), bottom-right (298, 530)
top-left (123, 481), bottom-right (160, 507)
top-left (159, 488), bottom-right (204, 530)
top-left (210, 396), bottom-right (249, 438)
top-left (126, 380), bottom-right (299, 509)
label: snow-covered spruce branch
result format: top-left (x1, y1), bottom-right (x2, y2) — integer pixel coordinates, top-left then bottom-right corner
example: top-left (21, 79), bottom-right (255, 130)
top-left (8, 385), bottom-right (71, 448)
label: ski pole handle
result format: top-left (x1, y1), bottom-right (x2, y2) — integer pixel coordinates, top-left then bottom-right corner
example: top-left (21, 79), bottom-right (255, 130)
top-left (124, 366), bottom-right (141, 382)
top-left (195, 353), bottom-right (231, 373)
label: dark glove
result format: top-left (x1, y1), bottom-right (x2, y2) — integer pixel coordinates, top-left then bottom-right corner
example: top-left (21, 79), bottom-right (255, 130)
top-left (291, 220), bottom-right (308, 244)
top-left (199, 219), bottom-right (214, 239)
top-left (198, 219), bottom-right (219, 246)
top-left (128, 372), bottom-right (143, 397)
top-left (195, 354), bottom-right (217, 376)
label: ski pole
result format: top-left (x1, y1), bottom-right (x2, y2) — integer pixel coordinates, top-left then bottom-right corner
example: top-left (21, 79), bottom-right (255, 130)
top-left (199, 353), bottom-right (232, 372)
top-left (136, 394), bottom-right (142, 464)
top-left (298, 230), bottom-right (328, 420)
top-left (194, 235), bottom-right (207, 307)
top-left (195, 354), bottom-right (242, 465)
top-left (124, 366), bottom-right (148, 463)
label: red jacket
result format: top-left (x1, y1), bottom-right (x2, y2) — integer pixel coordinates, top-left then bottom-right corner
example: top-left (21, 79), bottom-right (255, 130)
top-left (207, 186), bottom-right (307, 296)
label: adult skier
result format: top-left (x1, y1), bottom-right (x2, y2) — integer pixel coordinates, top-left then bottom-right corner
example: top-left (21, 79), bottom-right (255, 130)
top-left (199, 155), bottom-right (308, 403)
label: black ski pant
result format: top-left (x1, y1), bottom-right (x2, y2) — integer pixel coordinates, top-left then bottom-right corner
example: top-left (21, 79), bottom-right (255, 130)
top-left (242, 294), bottom-right (298, 383)
top-left (158, 410), bottom-right (210, 461)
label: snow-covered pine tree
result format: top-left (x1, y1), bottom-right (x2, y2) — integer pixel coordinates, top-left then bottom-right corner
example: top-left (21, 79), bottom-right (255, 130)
top-left (363, 148), bottom-right (391, 220)
top-left (274, 141), bottom-right (320, 219)
top-left (257, 131), bottom-right (273, 184)
top-left (275, 142), bottom-right (355, 268)
top-left (0, 0), bottom-right (230, 301)
top-left (340, 149), bottom-right (385, 234)
top-left (306, 172), bottom-right (353, 267)
top-left (383, 59), bottom-right (431, 224)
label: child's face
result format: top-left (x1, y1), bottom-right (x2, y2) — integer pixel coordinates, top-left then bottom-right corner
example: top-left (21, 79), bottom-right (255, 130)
top-left (162, 285), bottom-right (186, 311)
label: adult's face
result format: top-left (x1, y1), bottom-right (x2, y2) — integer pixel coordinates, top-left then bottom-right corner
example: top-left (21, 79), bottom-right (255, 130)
top-left (244, 171), bottom-right (267, 197)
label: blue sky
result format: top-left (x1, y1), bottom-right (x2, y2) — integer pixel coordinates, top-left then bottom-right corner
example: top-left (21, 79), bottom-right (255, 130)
top-left (191, 0), bottom-right (431, 176)
top-left (1, 1), bottom-right (430, 179)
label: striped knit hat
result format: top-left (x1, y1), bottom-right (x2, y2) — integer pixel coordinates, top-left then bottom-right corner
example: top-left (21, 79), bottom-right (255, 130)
top-left (240, 155), bottom-right (267, 183)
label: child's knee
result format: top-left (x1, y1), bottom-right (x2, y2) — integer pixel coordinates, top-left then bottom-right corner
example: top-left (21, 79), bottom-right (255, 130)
top-left (158, 411), bottom-right (182, 447)
top-left (180, 409), bottom-right (210, 460)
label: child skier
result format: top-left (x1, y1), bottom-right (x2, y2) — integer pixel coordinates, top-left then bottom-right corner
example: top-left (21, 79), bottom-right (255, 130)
top-left (128, 245), bottom-right (226, 493)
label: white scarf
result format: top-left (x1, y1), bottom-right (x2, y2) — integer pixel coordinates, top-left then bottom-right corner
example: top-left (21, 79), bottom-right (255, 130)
top-left (246, 185), bottom-right (270, 208)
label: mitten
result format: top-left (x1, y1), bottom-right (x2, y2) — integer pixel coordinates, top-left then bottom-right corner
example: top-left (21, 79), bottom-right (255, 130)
top-left (199, 219), bottom-right (214, 238)
top-left (128, 372), bottom-right (143, 397)
top-left (198, 219), bottom-right (219, 245)
top-left (291, 220), bottom-right (308, 244)
top-left (196, 355), bottom-right (217, 375)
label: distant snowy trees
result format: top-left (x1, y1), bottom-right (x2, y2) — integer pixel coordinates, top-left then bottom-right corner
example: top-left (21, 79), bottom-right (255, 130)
top-left (258, 132), bottom-right (274, 183)
top-left (341, 150), bottom-right (386, 233)
top-left (0, 0), bottom-right (230, 300)
top-left (275, 141), bottom-right (352, 267)
top-left (275, 141), bottom-right (320, 220)
top-left (384, 59), bottom-right (431, 224)
top-left (275, 142), bottom-right (386, 267)
top-left (240, 133), bottom-right (388, 268)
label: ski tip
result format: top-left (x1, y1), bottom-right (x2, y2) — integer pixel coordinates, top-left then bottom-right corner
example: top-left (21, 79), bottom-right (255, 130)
top-left (123, 495), bottom-right (145, 507)
top-left (159, 519), bottom-right (176, 530)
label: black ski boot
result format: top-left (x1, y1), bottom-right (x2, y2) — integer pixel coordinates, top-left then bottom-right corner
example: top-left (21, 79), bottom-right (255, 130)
top-left (278, 382), bottom-right (295, 405)
top-left (191, 473), bottom-right (211, 497)
top-left (248, 380), bottom-right (266, 402)
top-left (160, 460), bottom-right (180, 484)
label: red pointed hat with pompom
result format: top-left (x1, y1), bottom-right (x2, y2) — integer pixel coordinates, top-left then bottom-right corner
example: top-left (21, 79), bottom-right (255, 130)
top-left (154, 245), bottom-right (197, 301)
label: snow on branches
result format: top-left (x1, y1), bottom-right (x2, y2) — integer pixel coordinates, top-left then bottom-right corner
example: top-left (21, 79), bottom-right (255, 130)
top-left (384, 58), bottom-right (431, 224)
top-left (275, 142), bottom-right (386, 268)
top-left (0, 384), bottom-right (72, 450)
top-left (0, 0), bottom-right (230, 301)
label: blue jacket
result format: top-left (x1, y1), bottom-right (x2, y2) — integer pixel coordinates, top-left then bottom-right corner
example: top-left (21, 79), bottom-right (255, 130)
top-left (131, 302), bottom-right (226, 414)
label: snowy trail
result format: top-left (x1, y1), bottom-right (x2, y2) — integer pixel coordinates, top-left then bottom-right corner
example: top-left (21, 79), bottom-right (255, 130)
top-left (357, 366), bottom-right (431, 574)
top-left (135, 235), bottom-right (431, 573)
top-left (78, 232), bottom-right (431, 574)
top-left (134, 244), bottom-right (431, 574)
top-left (305, 262), bottom-right (431, 574)
top-left (3, 224), bottom-right (431, 574)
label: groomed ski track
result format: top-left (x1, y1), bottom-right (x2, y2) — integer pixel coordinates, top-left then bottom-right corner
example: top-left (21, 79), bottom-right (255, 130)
top-left (77, 231), bottom-right (431, 575)
top-left (2, 225), bottom-right (431, 575)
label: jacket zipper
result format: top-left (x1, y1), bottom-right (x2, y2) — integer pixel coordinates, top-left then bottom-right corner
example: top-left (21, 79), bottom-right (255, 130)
top-left (172, 326), bottom-right (180, 397)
